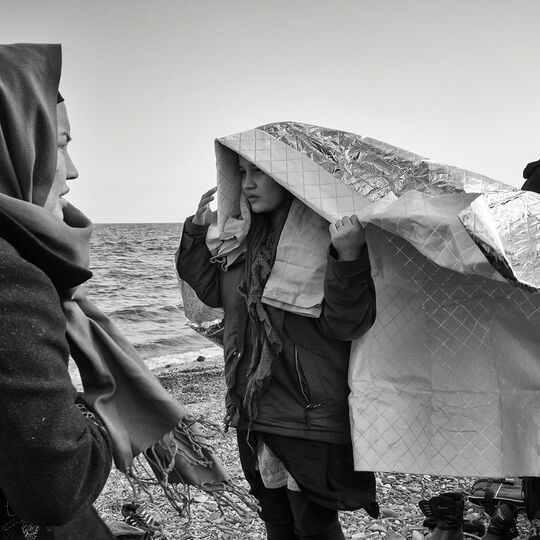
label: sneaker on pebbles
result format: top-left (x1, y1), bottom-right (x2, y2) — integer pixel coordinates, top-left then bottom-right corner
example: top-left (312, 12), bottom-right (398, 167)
top-left (121, 502), bottom-right (168, 539)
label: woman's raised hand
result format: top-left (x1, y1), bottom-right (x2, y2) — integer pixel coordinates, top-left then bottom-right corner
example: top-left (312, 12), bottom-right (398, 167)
top-left (329, 215), bottom-right (366, 261)
top-left (192, 187), bottom-right (217, 226)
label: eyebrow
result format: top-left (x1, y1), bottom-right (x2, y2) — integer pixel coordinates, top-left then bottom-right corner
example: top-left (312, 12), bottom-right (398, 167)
top-left (239, 163), bottom-right (261, 171)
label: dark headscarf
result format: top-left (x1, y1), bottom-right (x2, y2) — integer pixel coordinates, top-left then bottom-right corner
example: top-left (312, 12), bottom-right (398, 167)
top-left (0, 43), bottom-right (252, 514)
top-left (0, 43), bottom-right (59, 205)
top-left (522, 158), bottom-right (540, 194)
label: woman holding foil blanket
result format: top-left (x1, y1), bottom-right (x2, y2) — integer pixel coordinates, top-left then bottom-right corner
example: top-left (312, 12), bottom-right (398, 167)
top-left (0, 44), bottom-right (249, 539)
top-left (177, 129), bottom-right (378, 539)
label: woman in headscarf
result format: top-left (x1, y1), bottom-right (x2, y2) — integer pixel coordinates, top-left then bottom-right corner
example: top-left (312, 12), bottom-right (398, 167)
top-left (0, 43), bottom-right (116, 540)
top-left (0, 43), bottom-right (245, 540)
top-left (177, 146), bottom-right (378, 539)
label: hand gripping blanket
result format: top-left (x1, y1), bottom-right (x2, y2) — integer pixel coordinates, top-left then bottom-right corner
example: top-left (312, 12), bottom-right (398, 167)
top-left (184, 121), bottom-right (540, 478)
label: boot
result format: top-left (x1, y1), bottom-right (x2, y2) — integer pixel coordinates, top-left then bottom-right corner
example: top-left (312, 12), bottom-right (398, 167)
top-left (463, 516), bottom-right (486, 539)
top-left (483, 503), bottom-right (518, 540)
top-left (419, 492), bottom-right (464, 540)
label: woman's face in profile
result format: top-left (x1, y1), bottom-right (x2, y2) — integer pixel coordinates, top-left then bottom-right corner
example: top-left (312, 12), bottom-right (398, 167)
top-left (43, 102), bottom-right (79, 219)
top-left (239, 155), bottom-right (287, 214)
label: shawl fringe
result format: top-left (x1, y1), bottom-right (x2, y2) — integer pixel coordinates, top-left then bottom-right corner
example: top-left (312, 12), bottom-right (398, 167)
top-left (125, 417), bottom-right (259, 519)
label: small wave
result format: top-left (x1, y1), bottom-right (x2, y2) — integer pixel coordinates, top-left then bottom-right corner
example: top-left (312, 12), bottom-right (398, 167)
top-left (144, 335), bottom-right (187, 347)
top-left (161, 305), bottom-right (178, 312)
top-left (109, 306), bottom-right (149, 319)
top-left (136, 327), bottom-right (219, 358)
top-left (109, 304), bottom-right (183, 321)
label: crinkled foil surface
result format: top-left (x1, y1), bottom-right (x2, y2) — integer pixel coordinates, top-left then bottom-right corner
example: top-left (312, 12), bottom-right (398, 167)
top-left (260, 121), bottom-right (507, 199)
top-left (460, 191), bottom-right (540, 289)
top-left (259, 121), bottom-right (539, 291)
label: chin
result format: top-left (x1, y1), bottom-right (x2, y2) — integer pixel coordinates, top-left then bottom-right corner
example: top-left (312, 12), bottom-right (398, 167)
top-left (250, 203), bottom-right (264, 213)
top-left (251, 203), bottom-right (279, 214)
top-left (52, 205), bottom-right (65, 220)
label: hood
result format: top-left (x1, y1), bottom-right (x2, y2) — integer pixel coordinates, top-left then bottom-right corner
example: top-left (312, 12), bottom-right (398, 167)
top-left (212, 121), bottom-right (539, 292)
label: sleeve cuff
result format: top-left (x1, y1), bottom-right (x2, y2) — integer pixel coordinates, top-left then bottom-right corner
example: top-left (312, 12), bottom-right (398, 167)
top-left (327, 243), bottom-right (371, 276)
top-left (183, 216), bottom-right (210, 238)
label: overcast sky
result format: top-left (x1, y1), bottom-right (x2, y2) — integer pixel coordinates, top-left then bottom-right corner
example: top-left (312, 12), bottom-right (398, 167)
top-left (2, 0), bottom-right (539, 222)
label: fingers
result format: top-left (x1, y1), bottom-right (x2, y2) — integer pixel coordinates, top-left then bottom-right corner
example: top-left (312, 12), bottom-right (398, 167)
top-left (197, 187), bottom-right (217, 210)
top-left (329, 218), bottom-right (346, 236)
top-left (201, 187), bottom-right (217, 198)
top-left (340, 215), bottom-right (361, 227)
top-left (349, 214), bottom-right (360, 227)
top-left (192, 187), bottom-right (217, 225)
top-left (329, 215), bottom-right (366, 261)
top-left (331, 218), bottom-right (346, 230)
top-left (197, 196), bottom-right (214, 211)
top-left (329, 220), bottom-right (341, 235)
top-left (200, 187), bottom-right (217, 203)
top-left (331, 215), bottom-right (361, 231)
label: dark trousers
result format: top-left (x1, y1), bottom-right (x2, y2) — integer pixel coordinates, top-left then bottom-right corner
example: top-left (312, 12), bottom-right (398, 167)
top-left (237, 432), bottom-right (345, 540)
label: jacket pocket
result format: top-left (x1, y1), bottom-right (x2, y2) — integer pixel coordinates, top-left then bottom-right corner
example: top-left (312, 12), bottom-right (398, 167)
top-left (293, 345), bottom-right (327, 412)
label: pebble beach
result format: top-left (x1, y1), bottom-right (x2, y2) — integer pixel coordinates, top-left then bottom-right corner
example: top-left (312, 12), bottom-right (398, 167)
top-left (86, 222), bottom-right (532, 539)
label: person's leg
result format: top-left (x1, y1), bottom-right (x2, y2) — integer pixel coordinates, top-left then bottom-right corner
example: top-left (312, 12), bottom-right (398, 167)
top-left (523, 477), bottom-right (540, 521)
top-left (262, 433), bottom-right (377, 516)
top-left (286, 488), bottom-right (345, 540)
top-left (260, 433), bottom-right (377, 539)
top-left (236, 430), bottom-right (298, 540)
top-left (260, 488), bottom-right (298, 540)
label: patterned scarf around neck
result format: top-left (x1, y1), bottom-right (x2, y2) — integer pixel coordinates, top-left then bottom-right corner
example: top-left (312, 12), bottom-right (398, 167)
top-left (238, 202), bottom-right (292, 428)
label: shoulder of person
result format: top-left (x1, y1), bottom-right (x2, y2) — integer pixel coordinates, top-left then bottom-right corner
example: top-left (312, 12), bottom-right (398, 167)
top-left (0, 236), bottom-right (19, 260)
top-left (0, 236), bottom-right (60, 303)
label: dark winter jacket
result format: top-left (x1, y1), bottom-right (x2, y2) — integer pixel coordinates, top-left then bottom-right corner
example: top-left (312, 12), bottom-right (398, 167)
top-left (0, 234), bottom-right (114, 540)
top-left (177, 217), bottom-right (376, 443)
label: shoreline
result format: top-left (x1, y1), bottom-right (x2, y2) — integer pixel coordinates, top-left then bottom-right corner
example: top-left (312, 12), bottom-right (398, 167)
top-left (68, 328), bottom-right (223, 390)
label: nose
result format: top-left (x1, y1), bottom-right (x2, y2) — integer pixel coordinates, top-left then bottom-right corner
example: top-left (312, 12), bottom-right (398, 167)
top-left (242, 170), bottom-right (255, 190)
top-left (65, 151), bottom-right (79, 180)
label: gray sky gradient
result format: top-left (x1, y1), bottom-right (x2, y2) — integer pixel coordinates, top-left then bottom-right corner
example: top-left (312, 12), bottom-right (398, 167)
top-left (2, 0), bottom-right (539, 222)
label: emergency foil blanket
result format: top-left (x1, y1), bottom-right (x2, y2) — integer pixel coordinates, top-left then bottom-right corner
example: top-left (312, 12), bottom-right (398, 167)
top-left (186, 121), bottom-right (540, 477)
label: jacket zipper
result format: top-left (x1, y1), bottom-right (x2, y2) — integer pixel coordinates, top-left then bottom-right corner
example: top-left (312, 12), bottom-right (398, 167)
top-left (294, 346), bottom-right (311, 404)
top-left (294, 346), bottom-right (322, 426)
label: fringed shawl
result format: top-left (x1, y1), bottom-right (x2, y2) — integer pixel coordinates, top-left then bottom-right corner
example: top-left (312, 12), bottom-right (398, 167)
top-left (0, 43), bottom-right (255, 516)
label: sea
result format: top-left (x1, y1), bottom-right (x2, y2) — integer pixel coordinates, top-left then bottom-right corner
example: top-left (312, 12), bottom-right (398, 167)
top-left (84, 222), bottom-right (222, 371)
